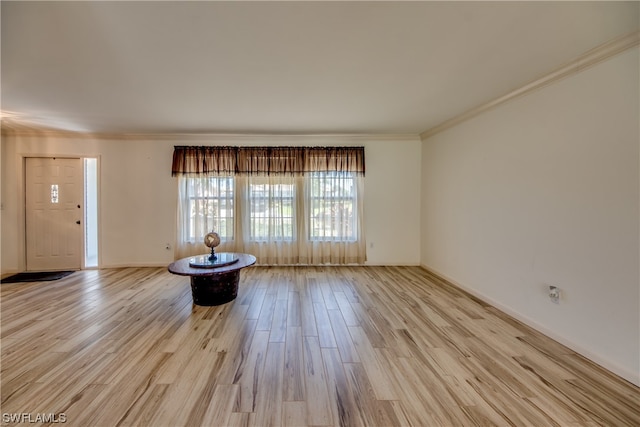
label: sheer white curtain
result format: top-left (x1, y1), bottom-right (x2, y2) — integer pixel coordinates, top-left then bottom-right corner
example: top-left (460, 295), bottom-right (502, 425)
top-left (176, 174), bottom-right (366, 264)
top-left (175, 176), bottom-right (237, 259)
top-left (299, 172), bottom-right (366, 264)
top-left (236, 173), bottom-right (366, 264)
top-left (236, 175), bottom-right (301, 264)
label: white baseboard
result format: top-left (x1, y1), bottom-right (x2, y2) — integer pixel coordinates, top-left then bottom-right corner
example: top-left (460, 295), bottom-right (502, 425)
top-left (101, 262), bottom-right (170, 269)
top-left (420, 263), bottom-right (640, 387)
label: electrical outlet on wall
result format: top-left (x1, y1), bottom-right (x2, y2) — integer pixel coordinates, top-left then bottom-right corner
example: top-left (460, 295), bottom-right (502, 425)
top-left (548, 285), bottom-right (560, 303)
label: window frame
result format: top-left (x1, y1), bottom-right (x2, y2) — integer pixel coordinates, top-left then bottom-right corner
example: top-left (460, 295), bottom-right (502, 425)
top-left (185, 176), bottom-right (235, 242)
top-left (247, 177), bottom-right (297, 242)
top-left (307, 171), bottom-right (358, 242)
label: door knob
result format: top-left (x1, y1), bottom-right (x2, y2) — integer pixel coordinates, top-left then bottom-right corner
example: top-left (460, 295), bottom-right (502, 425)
top-left (76, 220), bottom-right (81, 225)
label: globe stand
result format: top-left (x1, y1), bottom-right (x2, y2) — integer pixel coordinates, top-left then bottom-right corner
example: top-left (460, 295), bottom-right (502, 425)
top-left (209, 246), bottom-right (217, 261)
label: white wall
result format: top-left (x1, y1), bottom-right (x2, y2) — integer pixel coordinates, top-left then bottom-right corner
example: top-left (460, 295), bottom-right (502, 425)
top-left (421, 47), bottom-right (639, 385)
top-left (1, 133), bottom-right (421, 272)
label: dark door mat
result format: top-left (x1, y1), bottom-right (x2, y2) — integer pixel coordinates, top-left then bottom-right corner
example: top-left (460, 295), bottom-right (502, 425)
top-left (1, 271), bottom-right (75, 283)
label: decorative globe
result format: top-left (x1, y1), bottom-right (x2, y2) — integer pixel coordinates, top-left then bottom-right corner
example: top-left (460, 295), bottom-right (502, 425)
top-left (204, 232), bottom-right (221, 248)
top-left (204, 232), bottom-right (221, 261)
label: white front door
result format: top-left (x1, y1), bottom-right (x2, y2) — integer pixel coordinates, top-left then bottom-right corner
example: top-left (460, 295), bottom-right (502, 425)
top-left (25, 157), bottom-right (83, 271)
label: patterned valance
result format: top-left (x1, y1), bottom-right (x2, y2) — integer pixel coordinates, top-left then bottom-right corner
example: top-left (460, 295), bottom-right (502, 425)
top-left (172, 146), bottom-right (365, 176)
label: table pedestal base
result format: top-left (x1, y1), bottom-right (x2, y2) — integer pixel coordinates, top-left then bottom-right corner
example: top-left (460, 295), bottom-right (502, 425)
top-left (190, 270), bottom-right (240, 306)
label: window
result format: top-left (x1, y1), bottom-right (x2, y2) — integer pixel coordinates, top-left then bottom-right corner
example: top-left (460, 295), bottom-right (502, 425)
top-left (184, 176), bottom-right (234, 241)
top-left (248, 177), bottom-right (295, 241)
top-left (173, 146), bottom-right (366, 264)
top-left (84, 158), bottom-right (98, 268)
top-left (181, 174), bottom-right (358, 243)
top-left (50, 184), bottom-right (59, 203)
top-left (308, 172), bottom-right (356, 241)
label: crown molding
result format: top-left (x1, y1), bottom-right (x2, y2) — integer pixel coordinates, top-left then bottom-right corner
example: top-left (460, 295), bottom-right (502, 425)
top-left (112, 132), bottom-right (421, 142)
top-left (420, 30), bottom-right (640, 141)
top-left (1, 123), bottom-right (419, 142)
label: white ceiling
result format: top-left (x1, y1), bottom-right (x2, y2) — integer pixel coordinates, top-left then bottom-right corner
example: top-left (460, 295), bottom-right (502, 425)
top-left (1, 1), bottom-right (638, 135)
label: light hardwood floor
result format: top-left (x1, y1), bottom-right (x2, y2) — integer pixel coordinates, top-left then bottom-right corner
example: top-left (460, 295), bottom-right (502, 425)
top-left (1, 266), bottom-right (638, 426)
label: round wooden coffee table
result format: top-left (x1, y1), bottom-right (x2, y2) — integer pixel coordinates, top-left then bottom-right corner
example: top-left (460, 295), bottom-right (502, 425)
top-left (168, 252), bottom-right (256, 306)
